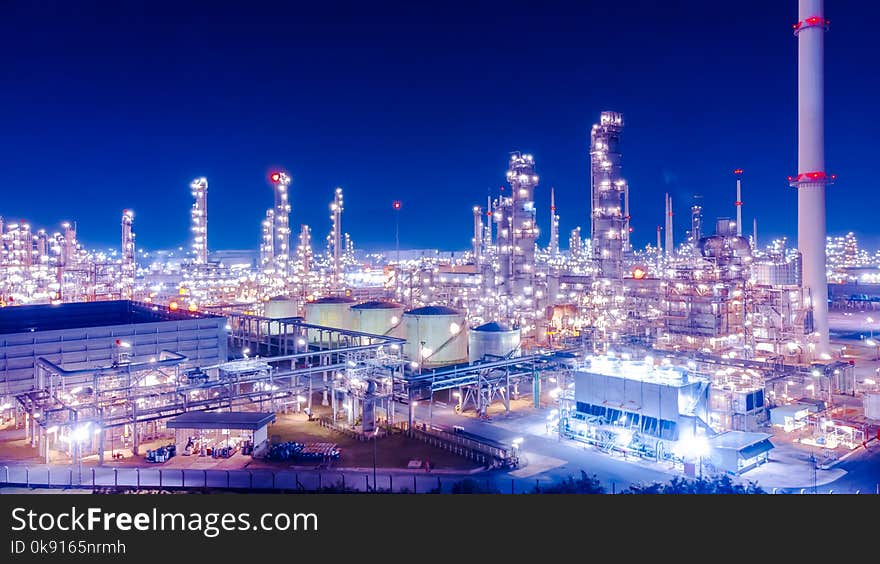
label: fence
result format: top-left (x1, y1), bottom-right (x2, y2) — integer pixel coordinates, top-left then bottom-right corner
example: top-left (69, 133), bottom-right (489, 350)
top-left (1, 464), bottom-right (877, 494)
top-left (0, 464), bottom-right (534, 494)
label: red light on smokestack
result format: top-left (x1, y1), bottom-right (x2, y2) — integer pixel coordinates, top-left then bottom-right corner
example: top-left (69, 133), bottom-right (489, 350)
top-left (270, 172), bottom-right (281, 183)
top-left (733, 168), bottom-right (743, 175)
top-left (392, 201), bottom-right (401, 210)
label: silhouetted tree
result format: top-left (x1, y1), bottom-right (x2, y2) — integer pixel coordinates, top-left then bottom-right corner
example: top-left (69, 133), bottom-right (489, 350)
top-left (532, 471), bottom-right (605, 494)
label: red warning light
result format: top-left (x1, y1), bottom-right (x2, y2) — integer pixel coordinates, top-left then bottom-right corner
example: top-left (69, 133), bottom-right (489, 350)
top-left (733, 168), bottom-right (743, 175)
top-left (270, 172), bottom-right (281, 183)
top-left (392, 201), bottom-right (402, 210)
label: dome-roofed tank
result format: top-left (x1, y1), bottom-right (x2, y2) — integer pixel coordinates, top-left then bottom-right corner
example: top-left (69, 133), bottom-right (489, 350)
top-left (350, 300), bottom-right (405, 337)
top-left (403, 305), bottom-right (468, 368)
top-left (304, 296), bottom-right (356, 344)
top-left (263, 295), bottom-right (301, 336)
top-left (264, 295), bottom-right (298, 319)
top-left (468, 321), bottom-right (521, 364)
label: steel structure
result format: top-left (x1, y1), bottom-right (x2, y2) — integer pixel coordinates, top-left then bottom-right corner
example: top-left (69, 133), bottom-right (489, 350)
top-left (120, 210), bottom-right (135, 300)
top-left (270, 172), bottom-right (292, 276)
top-left (190, 177), bottom-right (208, 264)
top-left (590, 111), bottom-right (627, 279)
top-left (498, 152), bottom-right (539, 296)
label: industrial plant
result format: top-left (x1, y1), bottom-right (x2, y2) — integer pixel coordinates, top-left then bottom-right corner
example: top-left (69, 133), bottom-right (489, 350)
top-left (0, 0), bottom-right (878, 493)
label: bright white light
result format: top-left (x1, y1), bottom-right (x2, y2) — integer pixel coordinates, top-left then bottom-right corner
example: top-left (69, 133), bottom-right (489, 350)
top-left (616, 429), bottom-right (633, 447)
top-left (449, 322), bottom-right (461, 335)
top-left (676, 435), bottom-right (709, 459)
top-left (297, 338), bottom-right (306, 346)
top-left (296, 395), bottom-right (306, 403)
top-left (71, 423), bottom-right (91, 442)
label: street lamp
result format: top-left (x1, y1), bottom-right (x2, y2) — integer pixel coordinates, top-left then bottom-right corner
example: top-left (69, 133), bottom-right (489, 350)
top-left (372, 427), bottom-right (379, 492)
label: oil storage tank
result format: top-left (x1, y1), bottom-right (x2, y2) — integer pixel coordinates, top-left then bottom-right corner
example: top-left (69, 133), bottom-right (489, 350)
top-left (304, 296), bottom-right (356, 345)
top-left (468, 321), bottom-right (521, 363)
top-left (264, 295), bottom-right (298, 319)
top-left (350, 301), bottom-right (405, 337)
top-left (263, 296), bottom-right (300, 336)
top-left (403, 306), bottom-right (467, 368)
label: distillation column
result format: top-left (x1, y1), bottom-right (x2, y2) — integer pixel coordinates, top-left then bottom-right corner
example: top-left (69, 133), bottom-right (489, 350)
top-left (120, 210), bottom-right (135, 300)
top-left (500, 152), bottom-right (539, 296)
top-left (790, 0), bottom-right (831, 355)
top-left (472, 206), bottom-right (482, 268)
top-left (734, 169), bottom-right (743, 237)
top-left (329, 187), bottom-right (344, 290)
top-left (270, 172), bottom-right (292, 276)
top-left (590, 111), bottom-right (626, 279)
top-left (549, 186), bottom-right (560, 257)
top-left (190, 177), bottom-right (208, 264)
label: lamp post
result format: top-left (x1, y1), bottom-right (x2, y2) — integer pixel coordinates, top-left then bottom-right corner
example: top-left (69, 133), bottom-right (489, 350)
top-left (867, 317), bottom-right (875, 339)
top-left (392, 201), bottom-right (401, 265)
top-left (372, 427), bottom-right (379, 492)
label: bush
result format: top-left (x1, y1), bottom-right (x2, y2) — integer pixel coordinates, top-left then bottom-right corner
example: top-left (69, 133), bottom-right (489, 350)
top-left (532, 471), bottom-right (605, 494)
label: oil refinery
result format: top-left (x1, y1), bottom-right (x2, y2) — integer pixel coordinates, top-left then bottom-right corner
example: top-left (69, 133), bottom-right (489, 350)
top-left (1, 0), bottom-right (878, 494)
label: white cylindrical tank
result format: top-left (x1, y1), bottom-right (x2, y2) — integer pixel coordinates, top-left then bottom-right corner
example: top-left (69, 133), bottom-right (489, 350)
top-left (263, 296), bottom-right (299, 336)
top-left (304, 296), bottom-right (355, 329)
top-left (403, 306), bottom-right (467, 368)
top-left (468, 321), bottom-right (521, 364)
top-left (264, 296), bottom-right (298, 319)
top-left (350, 301), bottom-right (405, 337)
top-left (864, 392), bottom-right (880, 421)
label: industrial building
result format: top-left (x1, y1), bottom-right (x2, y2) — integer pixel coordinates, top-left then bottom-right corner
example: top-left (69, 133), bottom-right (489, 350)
top-left (1, 0), bottom-right (877, 485)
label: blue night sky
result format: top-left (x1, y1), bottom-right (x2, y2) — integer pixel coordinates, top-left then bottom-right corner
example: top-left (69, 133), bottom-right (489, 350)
top-left (1, 1), bottom-right (878, 252)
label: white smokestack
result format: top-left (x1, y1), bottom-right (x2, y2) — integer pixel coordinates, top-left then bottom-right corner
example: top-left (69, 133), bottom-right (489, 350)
top-left (792, 0), bottom-right (831, 355)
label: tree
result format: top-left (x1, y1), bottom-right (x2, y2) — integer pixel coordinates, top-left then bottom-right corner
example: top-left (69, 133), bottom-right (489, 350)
top-left (532, 471), bottom-right (605, 494)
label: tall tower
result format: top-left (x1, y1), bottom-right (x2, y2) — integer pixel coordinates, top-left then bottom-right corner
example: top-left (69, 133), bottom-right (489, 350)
top-left (328, 187), bottom-right (344, 290)
top-left (121, 210), bottom-right (135, 300)
top-left (190, 177), bottom-right (208, 264)
top-left (269, 172), bottom-right (292, 276)
top-left (789, 0), bottom-right (832, 355)
top-left (499, 152), bottom-right (539, 295)
top-left (472, 206), bottom-right (482, 267)
top-left (569, 227), bottom-right (582, 258)
top-left (691, 204), bottom-right (703, 245)
top-left (549, 186), bottom-right (560, 257)
top-left (590, 111), bottom-right (626, 279)
top-left (260, 209), bottom-right (275, 271)
top-left (297, 224), bottom-right (312, 276)
top-left (733, 169), bottom-right (744, 237)
top-left (664, 194), bottom-right (674, 256)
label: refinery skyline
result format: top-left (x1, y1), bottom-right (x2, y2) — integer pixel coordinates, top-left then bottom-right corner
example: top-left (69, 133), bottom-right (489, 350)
top-left (2, 1), bottom-right (879, 251)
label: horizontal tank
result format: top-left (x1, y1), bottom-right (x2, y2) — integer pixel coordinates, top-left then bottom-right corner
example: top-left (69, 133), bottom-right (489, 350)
top-left (468, 321), bottom-right (521, 364)
top-left (403, 305), bottom-right (467, 368)
top-left (350, 301), bottom-right (405, 337)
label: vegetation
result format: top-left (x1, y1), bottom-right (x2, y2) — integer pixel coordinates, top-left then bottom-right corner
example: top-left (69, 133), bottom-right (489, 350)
top-left (531, 471), bottom-right (605, 494)
top-left (625, 475), bottom-right (764, 494)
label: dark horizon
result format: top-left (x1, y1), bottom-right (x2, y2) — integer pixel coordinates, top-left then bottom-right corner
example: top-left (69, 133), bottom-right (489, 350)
top-left (1, 1), bottom-right (878, 253)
